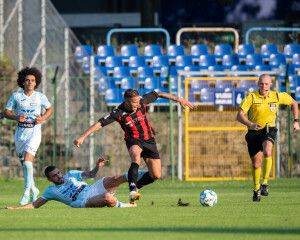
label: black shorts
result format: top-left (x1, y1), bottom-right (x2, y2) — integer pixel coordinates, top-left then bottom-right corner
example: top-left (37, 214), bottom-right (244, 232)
top-left (245, 127), bottom-right (277, 157)
top-left (125, 138), bottom-right (160, 159)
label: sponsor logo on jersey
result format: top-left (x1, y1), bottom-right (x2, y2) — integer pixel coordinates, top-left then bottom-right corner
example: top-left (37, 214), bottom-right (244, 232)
top-left (18, 121), bottom-right (36, 128)
top-left (30, 103), bottom-right (37, 106)
top-left (72, 185), bottom-right (86, 201)
top-left (270, 104), bottom-right (276, 112)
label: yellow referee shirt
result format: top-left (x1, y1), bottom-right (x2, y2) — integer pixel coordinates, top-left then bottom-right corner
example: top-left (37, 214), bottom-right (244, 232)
top-left (239, 90), bottom-right (292, 129)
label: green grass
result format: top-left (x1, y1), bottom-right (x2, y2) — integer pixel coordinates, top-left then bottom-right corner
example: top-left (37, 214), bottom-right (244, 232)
top-left (0, 178), bottom-right (300, 240)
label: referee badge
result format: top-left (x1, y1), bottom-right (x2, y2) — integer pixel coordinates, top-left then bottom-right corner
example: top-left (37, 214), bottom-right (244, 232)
top-left (270, 104), bottom-right (276, 112)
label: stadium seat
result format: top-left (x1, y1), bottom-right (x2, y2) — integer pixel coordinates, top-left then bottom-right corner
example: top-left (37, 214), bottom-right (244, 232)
top-left (121, 45), bottom-right (139, 64)
top-left (160, 66), bottom-right (178, 77)
top-left (137, 66), bottom-right (154, 84)
top-left (278, 64), bottom-right (296, 77)
top-left (284, 44), bottom-right (300, 60)
top-left (152, 55), bottom-right (170, 74)
top-left (269, 54), bottom-right (286, 69)
top-left (112, 66), bottom-right (131, 84)
top-left (105, 88), bottom-right (123, 104)
top-left (222, 54), bottom-right (240, 69)
top-left (237, 44), bottom-right (255, 61)
top-left (97, 77), bottom-right (111, 93)
top-left (200, 87), bottom-right (214, 103)
top-left (238, 79), bottom-right (257, 90)
top-left (82, 56), bottom-right (106, 73)
top-left (144, 45), bottom-right (163, 64)
top-left (199, 54), bottom-right (217, 70)
top-left (295, 87), bottom-right (300, 101)
top-left (231, 65), bottom-right (249, 77)
top-left (97, 45), bottom-right (115, 66)
top-left (94, 66), bottom-right (107, 81)
top-left (280, 75), bottom-right (297, 92)
top-left (191, 79), bottom-right (208, 93)
top-left (292, 53), bottom-right (300, 68)
top-left (74, 45), bottom-right (93, 62)
top-left (254, 64), bottom-right (272, 71)
top-left (261, 44), bottom-right (278, 61)
top-left (105, 56), bottom-right (123, 75)
top-left (144, 77), bottom-right (160, 90)
top-left (183, 65), bottom-right (201, 79)
top-left (190, 44), bottom-right (209, 64)
top-left (128, 56), bottom-right (147, 73)
top-left (214, 44), bottom-right (232, 62)
top-left (207, 65), bottom-right (226, 77)
top-left (120, 77), bottom-right (137, 90)
top-left (175, 55), bottom-right (193, 69)
top-left (167, 44), bottom-right (185, 64)
top-left (246, 54), bottom-right (263, 70)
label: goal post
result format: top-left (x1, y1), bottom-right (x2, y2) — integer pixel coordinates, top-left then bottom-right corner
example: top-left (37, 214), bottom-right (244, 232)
top-left (178, 74), bottom-right (278, 181)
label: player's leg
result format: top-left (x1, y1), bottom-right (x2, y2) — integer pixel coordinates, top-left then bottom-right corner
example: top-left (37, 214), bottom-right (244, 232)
top-left (137, 158), bottom-right (161, 189)
top-left (86, 193), bottom-right (117, 207)
top-left (261, 140), bottom-right (274, 196)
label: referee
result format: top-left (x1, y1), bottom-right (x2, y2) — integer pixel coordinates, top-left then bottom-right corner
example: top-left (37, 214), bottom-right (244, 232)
top-left (236, 74), bottom-right (299, 201)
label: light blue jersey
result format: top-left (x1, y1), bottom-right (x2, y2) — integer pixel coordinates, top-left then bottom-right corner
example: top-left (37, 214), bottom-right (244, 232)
top-left (41, 170), bottom-right (91, 208)
top-left (5, 90), bottom-right (51, 141)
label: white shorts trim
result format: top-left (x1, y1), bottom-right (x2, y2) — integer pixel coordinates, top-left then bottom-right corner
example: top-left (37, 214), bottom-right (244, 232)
top-left (81, 178), bottom-right (111, 208)
top-left (15, 138), bottom-right (41, 160)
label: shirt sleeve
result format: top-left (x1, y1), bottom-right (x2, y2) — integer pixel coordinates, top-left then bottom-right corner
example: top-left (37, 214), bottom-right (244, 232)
top-left (141, 91), bottom-right (159, 104)
top-left (65, 170), bottom-right (84, 181)
top-left (98, 109), bottom-right (119, 127)
top-left (40, 93), bottom-right (51, 109)
top-left (239, 93), bottom-right (253, 114)
top-left (5, 93), bottom-right (16, 110)
top-left (41, 186), bottom-right (54, 200)
top-left (278, 92), bottom-right (293, 105)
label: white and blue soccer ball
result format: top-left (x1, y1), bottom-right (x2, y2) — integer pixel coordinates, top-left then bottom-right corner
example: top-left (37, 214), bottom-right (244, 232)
top-left (199, 190), bottom-right (217, 207)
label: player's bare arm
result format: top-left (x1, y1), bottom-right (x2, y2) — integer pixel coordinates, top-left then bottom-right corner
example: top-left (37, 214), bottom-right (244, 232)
top-left (156, 91), bottom-right (194, 109)
top-left (74, 121), bottom-right (102, 147)
top-left (291, 99), bottom-right (300, 132)
top-left (236, 108), bottom-right (262, 130)
top-left (3, 109), bottom-right (26, 122)
top-left (1, 197), bottom-right (48, 209)
top-left (35, 106), bottom-right (53, 124)
top-left (81, 157), bottom-right (109, 179)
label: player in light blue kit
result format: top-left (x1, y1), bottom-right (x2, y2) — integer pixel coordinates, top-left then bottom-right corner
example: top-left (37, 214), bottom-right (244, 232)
top-left (2, 158), bottom-right (146, 209)
top-left (3, 67), bottom-right (53, 205)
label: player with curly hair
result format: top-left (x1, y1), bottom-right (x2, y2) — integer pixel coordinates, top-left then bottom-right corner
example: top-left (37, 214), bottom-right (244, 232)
top-left (3, 67), bottom-right (53, 205)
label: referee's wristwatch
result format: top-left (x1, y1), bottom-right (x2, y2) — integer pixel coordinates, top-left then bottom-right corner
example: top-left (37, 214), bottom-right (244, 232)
top-left (294, 119), bottom-right (300, 122)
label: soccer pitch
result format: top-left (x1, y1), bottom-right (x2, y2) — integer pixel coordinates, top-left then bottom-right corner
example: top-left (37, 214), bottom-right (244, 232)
top-left (0, 178), bottom-right (299, 240)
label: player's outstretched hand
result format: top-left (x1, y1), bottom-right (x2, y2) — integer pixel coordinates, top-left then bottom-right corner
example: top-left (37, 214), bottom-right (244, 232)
top-left (179, 98), bottom-right (194, 109)
top-left (294, 122), bottom-right (300, 132)
top-left (35, 114), bottom-right (43, 124)
top-left (250, 123), bottom-right (262, 131)
top-left (18, 114), bottom-right (26, 122)
top-left (74, 137), bottom-right (84, 147)
top-left (96, 157), bottom-right (109, 167)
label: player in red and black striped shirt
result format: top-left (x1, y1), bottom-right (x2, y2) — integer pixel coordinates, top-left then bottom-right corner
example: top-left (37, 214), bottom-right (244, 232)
top-left (74, 89), bottom-right (194, 204)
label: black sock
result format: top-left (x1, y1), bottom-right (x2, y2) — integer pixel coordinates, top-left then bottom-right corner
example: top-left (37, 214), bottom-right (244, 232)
top-left (137, 172), bottom-right (154, 189)
top-left (128, 162), bottom-right (139, 192)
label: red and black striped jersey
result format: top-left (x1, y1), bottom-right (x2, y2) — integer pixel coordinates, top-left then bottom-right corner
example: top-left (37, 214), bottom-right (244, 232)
top-left (98, 91), bottom-right (159, 141)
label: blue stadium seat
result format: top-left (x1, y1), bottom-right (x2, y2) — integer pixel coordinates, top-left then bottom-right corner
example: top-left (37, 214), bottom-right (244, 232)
top-left (128, 56), bottom-right (147, 72)
top-left (105, 88), bottom-right (123, 104)
top-left (121, 45), bottom-right (139, 63)
top-left (74, 45), bottom-right (93, 62)
top-left (261, 44), bottom-right (278, 60)
top-left (167, 44), bottom-right (185, 64)
top-left (215, 79), bottom-right (233, 89)
top-left (280, 75), bottom-right (297, 92)
top-left (295, 87), bottom-right (300, 101)
top-left (222, 54), bottom-right (240, 69)
top-left (199, 54), bottom-right (217, 70)
top-left (246, 54), bottom-right (263, 70)
top-left (152, 55), bottom-right (170, 74)
top-left (231, 65), bottom-right (249, 77)
top-left (160, 66), bottom-right (178, 77)
top-left (137, 66), bottom-right (154, 84)
top-left (284, 44), bottom-right (300, 60)
top-left (82, 56), bottom-right (107, 73)
top-left (144, 77), bottom-right (160, 90)
top-left (112, 66), bottom-right (131, 84)
top-left (207, 65), bottom-right (226, 77)
top-left (237, 44), bottom-right (255, 61)
top-left (269, 54), bottom-right (286, 69)
top-left (144, 45), bottom-right (162, 64)
top-left (190, 44), bottom-right (209, 64)
top-left (238, 79), bottom-right (257, 90)
top-left (214, 44), bottom-right (232, 61)
top-left (254, 64), bottom-right (272, 71)
top-left (191, 79), bottom-right (208, 93)
top-left (98, 77), bottom-right (114, 93)
top-left (183, 65), bottom-right (201, 79)
top-left (120, 77), bottom-right (137, 90)
top-left (200, 87), bottom-right (214, 103)
top-left (175, 55), bottom-right (193, 69)
top-left (278, 64), bottom-right (296, 77)
top-left (94, 66), bottom-right (107, 80)
top-left (292, 53), bottom-right (300, 68)
top-left (105, 56), bottom-right (123, 75)
top-left (97, 45), bottom-right (115, 66)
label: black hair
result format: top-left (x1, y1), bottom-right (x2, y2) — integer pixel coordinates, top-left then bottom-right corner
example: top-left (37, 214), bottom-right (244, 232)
top-left (17, 67), bottom-right (42, 89)
top-left (124, 89), bottom-right (140, 99)
top-left (44, 166), bottom-right (57, 178)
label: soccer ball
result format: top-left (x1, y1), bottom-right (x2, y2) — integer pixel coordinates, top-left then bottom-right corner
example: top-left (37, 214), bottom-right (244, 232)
top-left (199, 190), bottom-right (217, 207)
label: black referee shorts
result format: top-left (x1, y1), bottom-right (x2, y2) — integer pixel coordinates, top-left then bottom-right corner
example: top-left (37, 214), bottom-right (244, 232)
top-left (126, 138), bottom-right (160, 159)
top-left (245, 127), bottom-right (277, 157)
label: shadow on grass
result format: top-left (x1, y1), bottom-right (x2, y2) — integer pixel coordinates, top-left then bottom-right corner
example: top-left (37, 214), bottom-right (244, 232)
top-left (0, 227), bottom-right (299, 234)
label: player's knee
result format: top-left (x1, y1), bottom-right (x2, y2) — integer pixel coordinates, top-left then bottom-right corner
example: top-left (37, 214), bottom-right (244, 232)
top-left (103, 193), bottom-right (116, 207)
top-left (152, 172), bottom-right (161, 181)
top-left (252, 162), bottom-right (260, 169)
